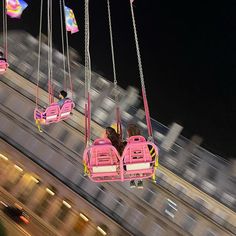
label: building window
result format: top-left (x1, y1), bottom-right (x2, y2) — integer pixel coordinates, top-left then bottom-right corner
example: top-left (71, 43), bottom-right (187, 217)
top-left (148, 223), bottom-right (166, 236)
top-left (73, 81), bottom-right (84, 93)
top-left (90, 89), bottom-right (100, 101)
top-left (181, 213), bottom-right (196, 233)
top-left (52, 200), bottom-right (71, 228)
top-left (110, 88), bottom-right (123, 101)
top-left (163, 199), bottom-right (178, 219)
top-left (3, 167), bottom-right (23, 191)
top-left (96, 224), bottom-right (110, 236)
top-left (77, 98), bottom-right (86, 112)
top-left (193, 197), bottom-right (208, 212)
top-left (18, 62), bottom-right (32, 75)
top-left (137, 121), bottom-right (147, 129)
top-left (70, 213), bottom-right (89, 235)
top-left (206, 165), bottom-right (217, 182)
top-left (74, 142), bottom-right (84, 154)
top-left (58, 130), bottom-right (70, 143)
top-left (93, 108), bottom-right (108, 124)
top-left (204, 229), bottom-right (218, 236)
top-left (35, 186), bottom-right (56, 217)
top-left (18, 177), bottom-right (40, 204)
top-left (102, 98), bottom-right (115, 111)
top-left (129, 208), bottom-right (144, 227)
top-left (187, 155), bottom-right (200, 170)
top-left (8, 53), bottom-right (18, 64)
top-left (122, 111), bottom-right (132, 122)
top-left (174, 183), bottom-right (187, 196)
top-left (143, 187), bottom-right (157, 204)
top-left (94, 77), bottom-right (109, 90)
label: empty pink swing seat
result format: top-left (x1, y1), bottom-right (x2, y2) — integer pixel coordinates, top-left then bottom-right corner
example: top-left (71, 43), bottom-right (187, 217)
top-left (34, 99), bottom-right (75, 124)
top-left (83, 138), bottom-right (123, 182)
top-left (0, 59), bottom-right (9, 74)
top-left (122, 135), bottom-right (158, 181)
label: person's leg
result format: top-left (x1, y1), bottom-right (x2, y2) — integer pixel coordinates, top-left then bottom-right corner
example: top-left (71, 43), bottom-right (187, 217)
top-left (35, 119), bottom-right (43, 133)
top-left (130, 180), bottom-right (136, 188)
top-left (137, 179), bottom-right (143, 189)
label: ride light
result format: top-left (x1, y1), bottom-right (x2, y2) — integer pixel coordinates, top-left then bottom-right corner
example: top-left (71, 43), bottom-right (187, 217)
top-left (0, 154), bottom-right (8, 161)
top-left (31, 176), bottom-right (39, 183)
top-left (14, 203), bottom-right (23, 210)
top-left (46, 188), bottom-right (55, 196)
top-left (14, 165), bottom-right (23, 172)
top-left (79, 213), bottom-right (89, 222)
top-left (97, 226), bottom-right (107, 235)
top-left (20, 215), bottom-right (29, 224)
top-left (62, 200), bottom-right (71, 209)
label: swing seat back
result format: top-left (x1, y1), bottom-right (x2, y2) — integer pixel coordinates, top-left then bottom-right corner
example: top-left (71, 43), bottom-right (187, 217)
top-left (83, 138), bottom-right (122, 182)
top-left (34, 103), bottom-right (60, 124)
top-left (59, 99), bottom-right (74, 120)
top-left (0, 60), bottom-right (8, 74)
top-left (44, 103), bottom-right (60, 124)
top-left (122, 135), bottom-right (158, 181)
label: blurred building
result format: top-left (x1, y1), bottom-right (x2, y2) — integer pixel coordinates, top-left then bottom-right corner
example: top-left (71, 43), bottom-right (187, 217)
top-left (0, 30), bottom-right (235, 235)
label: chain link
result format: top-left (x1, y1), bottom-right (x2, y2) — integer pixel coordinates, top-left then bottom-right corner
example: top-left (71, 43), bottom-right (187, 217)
top-left (130, 1), bottom-right (146, 91)
top-left (36, 0), bottom-right (43, 107)
top-left (107, 0), bottom-right (117, 88)
top-left (59, 0), bottom-right (66, 84)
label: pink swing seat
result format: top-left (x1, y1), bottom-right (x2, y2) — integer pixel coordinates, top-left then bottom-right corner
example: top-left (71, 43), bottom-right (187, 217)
top-left (122, 135), bottom-right (158, 181)
top-left (83, 138), bottom-right (123, 182)
top-left (0, 59), bottom-right (9, 74)
top-left (34, 103), bottom-right (60, 124)
top-left (83, 135), bottom-right (158, 183)
top-left (33, 99), bottom-right (74, 124)
top-left (60, 99), bottom-right (75, 120)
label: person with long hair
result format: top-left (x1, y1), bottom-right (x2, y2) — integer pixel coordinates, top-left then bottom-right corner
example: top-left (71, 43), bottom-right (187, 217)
top-left (104, 127), bottom-right (123, 155)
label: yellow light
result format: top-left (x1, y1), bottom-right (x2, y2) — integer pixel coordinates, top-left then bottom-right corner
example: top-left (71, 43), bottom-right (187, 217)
top-left (0, 154), bottom-right (8, 161)
top-left (63, 200), bottom-right (71, 209)
top-left (14, 165), bottom-right (23, 172)
top-left (79, 213), bottom-right (89, 222)
top-left (14, 203), bottom-right (23, 210)
top-left (97, 226), bottom-right (107, 235)
top-left (31, 176), bottom-right (39, 183)
top-left (46, 188), bottom-right (55, 196)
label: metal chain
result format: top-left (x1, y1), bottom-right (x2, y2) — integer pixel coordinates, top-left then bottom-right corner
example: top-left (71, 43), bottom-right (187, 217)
top-left (62, 0), bottom-right (73, 99)
top-left (130, 1), bottom-right (146, 92)
top-left (5, 0), bottom-right (7, 60)
top-left (85, 0), bottom-right (92, 146)
top-left (130, 1), bottom-right (153, 139)
top-left (36, 0), bottom-right (43, 107)
top-left (2, 0), bottom-right (8, 59)
top-left (107, 0), bottom-right (117, 89)
top-left (85, 0), bottom-right (91, 94)
top-left (2, 0), bottom-right (5, 55)
top-left (47, 0), bottom-right (50, 101)
top-left (50, 0), bottom-right (53, 100)
top-left (47, 0), bottom-right (53, 103)
top-left (59, 0), bottom-right (66, 86)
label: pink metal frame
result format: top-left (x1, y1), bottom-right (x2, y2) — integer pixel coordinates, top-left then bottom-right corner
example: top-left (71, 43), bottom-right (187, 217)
top-left (34, 99), bottom-right (75, 125)
top-left (83, 135), bottom-right (158, 183)
top-left (0, 60), bottom-right (9, 74)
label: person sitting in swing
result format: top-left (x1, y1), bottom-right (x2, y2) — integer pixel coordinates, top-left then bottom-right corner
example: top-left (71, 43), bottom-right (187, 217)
top-left (103, 127), bottom-right (123, 155)
top-left (57, 90), bottom-right (68, 107)
top-left (123, 123), bottom-right (158, 189)
top-left (35, 90), bottom-right (69, 132)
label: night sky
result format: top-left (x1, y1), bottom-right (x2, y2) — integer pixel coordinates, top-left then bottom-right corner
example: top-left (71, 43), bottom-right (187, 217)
top-left (4, 0), bottom-right (236, 159)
